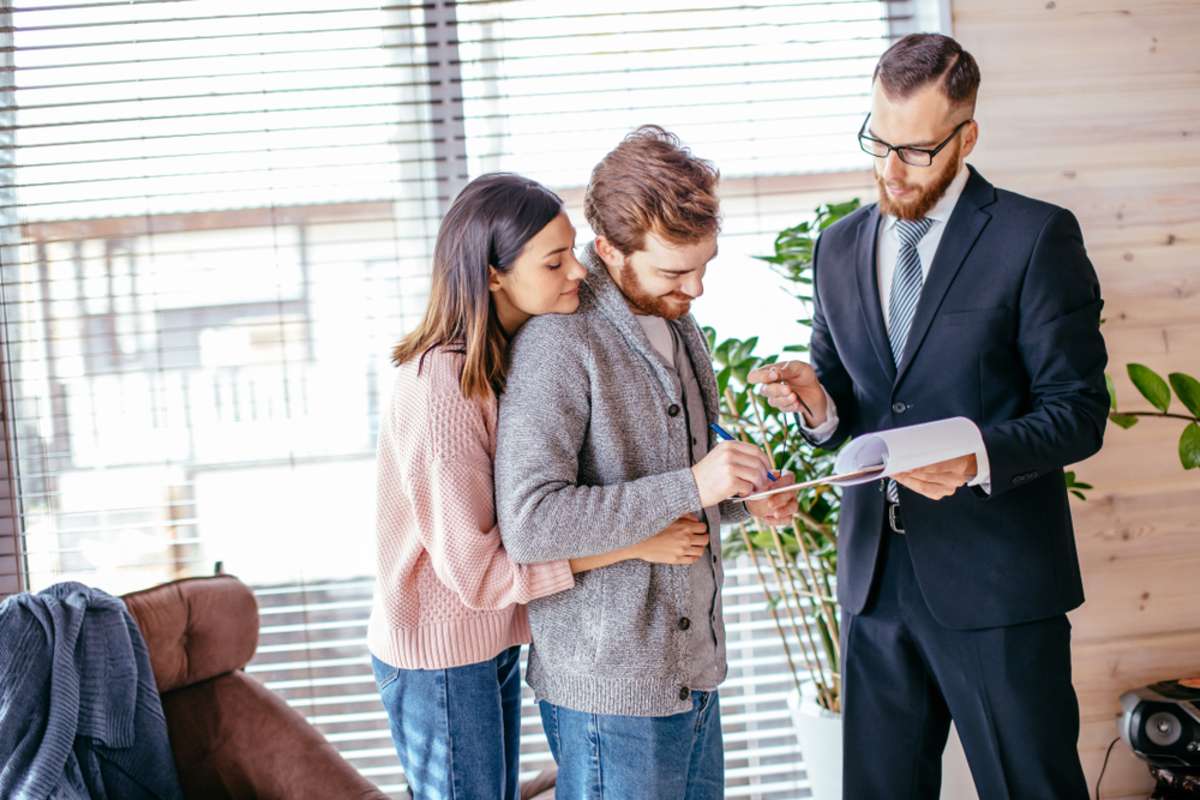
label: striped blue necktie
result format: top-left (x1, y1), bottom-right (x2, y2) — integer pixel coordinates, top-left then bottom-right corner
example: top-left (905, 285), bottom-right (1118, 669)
top-left (886, 216), bottom-right (934, 504)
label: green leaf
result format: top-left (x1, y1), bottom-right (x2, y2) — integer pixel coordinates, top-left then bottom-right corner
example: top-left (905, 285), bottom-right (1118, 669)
top-left (1105, 373), bottom-right (1117, 412)
top-left (716, 365), bottom-right (732, 397)
top-left (714, 338), bottom-right (736, 364)
top-left (734, 390), bottom-right (749, 417)
top-left (1169, 373), bottom-right (1200, 418)
top-left (1064, 470), bottom-right (1091, 501)
top-left (1128, 363), bottom-right (1171, 413)
top-left (1109, 412), bottom-right (1139, 429)
top-left (1180, 423), bottom-right (1200, 470)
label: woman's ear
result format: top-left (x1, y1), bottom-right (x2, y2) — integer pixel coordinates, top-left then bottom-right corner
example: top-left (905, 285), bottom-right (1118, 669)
top-left (487, 265), bottom-right (504, 293)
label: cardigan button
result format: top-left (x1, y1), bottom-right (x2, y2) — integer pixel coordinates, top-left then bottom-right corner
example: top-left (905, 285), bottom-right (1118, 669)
top-left (668, 403), bottom-right (681, 417)
top-left (679, 686), bottom-right (691, 701)
top-left (678, 616), bottom-right (691, 631)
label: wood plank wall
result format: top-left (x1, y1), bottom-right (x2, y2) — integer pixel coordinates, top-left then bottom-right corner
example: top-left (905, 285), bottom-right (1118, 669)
top-left (951, 1), bottom-right (1200, 797)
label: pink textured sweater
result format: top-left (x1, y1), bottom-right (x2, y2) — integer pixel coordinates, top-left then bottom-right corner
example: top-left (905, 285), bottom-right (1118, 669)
top-left (367, 346), bottom-right (575, 670)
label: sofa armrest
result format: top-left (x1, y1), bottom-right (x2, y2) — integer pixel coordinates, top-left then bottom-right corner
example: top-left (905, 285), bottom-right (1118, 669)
top-left (123, 575), bottom-right (259, 694)
top-left (162, 671), bottom-right (386, 800)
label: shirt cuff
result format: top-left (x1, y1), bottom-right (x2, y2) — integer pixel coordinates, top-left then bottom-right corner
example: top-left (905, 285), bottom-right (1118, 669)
top-left (796, 387), bottom-right (839, 443)
top-left (967, 433), bottom-right (992, 495)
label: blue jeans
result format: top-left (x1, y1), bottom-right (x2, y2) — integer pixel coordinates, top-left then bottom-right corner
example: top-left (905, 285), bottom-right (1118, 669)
top-left (539, 691), bottom-right (724, 800)
top-left (372, 646), bottom-right (523, 800)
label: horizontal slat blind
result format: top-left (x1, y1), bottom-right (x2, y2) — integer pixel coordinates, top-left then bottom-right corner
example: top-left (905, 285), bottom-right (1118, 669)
top-left (453, 0), bottom-right (907, 187)
top-left (0, 2), bottom-right (916, 797)
top-left (1, 3), bottom-right (20, 596)
top-left (1, 0), bottom-right (443, 597)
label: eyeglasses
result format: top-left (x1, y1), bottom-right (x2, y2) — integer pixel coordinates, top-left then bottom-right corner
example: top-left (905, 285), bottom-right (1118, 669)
top-left (857, 114), bottom-right (972, 167)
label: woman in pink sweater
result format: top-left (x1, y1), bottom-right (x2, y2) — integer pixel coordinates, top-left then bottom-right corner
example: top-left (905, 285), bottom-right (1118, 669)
top-left (368, 173), bottom-right (709, 800)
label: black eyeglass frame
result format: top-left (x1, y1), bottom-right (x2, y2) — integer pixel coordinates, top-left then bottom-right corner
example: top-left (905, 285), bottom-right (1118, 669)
top-left (857, 114), bottom-right (973, 167)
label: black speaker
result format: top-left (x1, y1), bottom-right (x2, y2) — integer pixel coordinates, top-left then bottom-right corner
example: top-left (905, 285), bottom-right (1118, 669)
top-left (1120, 679), bottom-right (1200, 769)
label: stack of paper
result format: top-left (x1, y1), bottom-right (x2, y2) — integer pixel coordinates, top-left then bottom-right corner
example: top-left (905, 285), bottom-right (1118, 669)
top-left (744, 417), bottom-right (985, 500)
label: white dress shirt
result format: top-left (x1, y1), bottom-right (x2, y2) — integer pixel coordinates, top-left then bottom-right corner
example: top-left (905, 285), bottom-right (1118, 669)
top-left (798, 165), bottom-right (991, 492)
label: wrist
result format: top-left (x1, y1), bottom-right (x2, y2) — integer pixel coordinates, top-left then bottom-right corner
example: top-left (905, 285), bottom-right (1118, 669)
top-left (690, 466), bottom-right (713, 508)
top-left (799, 388), bottom-right (828, 426)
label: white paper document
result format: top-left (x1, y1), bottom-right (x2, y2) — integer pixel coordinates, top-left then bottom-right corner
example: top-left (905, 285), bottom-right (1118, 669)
top-left (743, 416), bottom-right (985, 501)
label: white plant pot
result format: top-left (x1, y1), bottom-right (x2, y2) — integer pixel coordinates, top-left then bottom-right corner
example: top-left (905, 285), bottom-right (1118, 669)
top-left (789, 693), bottom-right (979, 800)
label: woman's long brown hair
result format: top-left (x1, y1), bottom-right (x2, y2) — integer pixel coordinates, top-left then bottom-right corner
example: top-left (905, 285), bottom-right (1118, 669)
top-left (391, 173), bottom-right (563, 400)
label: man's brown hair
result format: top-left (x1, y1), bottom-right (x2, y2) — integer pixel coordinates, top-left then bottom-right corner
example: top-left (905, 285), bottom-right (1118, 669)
top-left (584, 125), bottom-right (720, 256)
top-left (874, 33), bottom-right (981, 113)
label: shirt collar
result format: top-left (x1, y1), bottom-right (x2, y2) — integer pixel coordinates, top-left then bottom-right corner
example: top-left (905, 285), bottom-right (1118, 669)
top-left (884, 163), bottom-right (971, 231)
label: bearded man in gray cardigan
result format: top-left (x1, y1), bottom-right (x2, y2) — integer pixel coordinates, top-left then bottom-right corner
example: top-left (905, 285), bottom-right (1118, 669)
top-left (496, 126), bottom-right (797, 799)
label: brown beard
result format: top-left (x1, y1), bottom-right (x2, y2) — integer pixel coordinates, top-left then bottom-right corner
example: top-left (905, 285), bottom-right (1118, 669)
top-left (875, 142), bottom-right (961, 221)
top-left (618, 258), bottom-right (692, 320)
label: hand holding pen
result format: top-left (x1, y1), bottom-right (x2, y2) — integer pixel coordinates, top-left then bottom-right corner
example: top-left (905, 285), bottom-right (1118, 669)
top-left (709, 422), bottom-right (777, 480)
top-left (747, 360), bottom-right (826, 423)
top-left (708, 422), bottom-right (798, 524)
top-left (689, 429), bottom-right (776, 508)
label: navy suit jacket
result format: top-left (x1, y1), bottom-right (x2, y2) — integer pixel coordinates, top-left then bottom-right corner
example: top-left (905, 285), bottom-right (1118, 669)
top-left (809, 165), bottom-right (1108, 630)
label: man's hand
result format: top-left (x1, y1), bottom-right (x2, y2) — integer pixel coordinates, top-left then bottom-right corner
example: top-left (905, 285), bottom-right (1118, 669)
top-left (691, 441), bottom-right (773, 507)
top-left (747, 360), bottom-right (828, 425)
top-left (893, 454), bottom-right (978, 501)
top-left (745, 473), bottom-right (799, 526)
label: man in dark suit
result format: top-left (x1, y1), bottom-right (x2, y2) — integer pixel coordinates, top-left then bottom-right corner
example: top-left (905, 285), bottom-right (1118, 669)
top-left (749, 33), bottom-right (1108, 799)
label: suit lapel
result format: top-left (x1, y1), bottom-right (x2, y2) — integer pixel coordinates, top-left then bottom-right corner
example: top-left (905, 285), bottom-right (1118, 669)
top-left (893, 167), bottom-right (997, 387)
top-left (853, 207), bottom-right (895, 384)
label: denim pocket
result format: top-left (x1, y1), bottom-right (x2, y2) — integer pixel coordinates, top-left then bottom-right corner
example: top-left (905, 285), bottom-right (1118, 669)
top-left (371, 655), bottom-right (402, 692)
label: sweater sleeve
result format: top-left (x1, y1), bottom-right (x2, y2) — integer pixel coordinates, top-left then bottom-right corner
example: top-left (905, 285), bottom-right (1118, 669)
top-left (495, 316), bottom-right (702, 564)
top-left (392, 360), bottom-right (575, 611)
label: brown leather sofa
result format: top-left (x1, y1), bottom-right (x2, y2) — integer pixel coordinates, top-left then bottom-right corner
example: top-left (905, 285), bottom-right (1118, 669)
top-left (122, 575), bottom-right (388, 800)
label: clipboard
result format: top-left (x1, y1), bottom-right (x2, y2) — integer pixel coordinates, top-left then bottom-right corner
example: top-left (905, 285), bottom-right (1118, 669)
top-left (742, 464), bottom-right (886, 501)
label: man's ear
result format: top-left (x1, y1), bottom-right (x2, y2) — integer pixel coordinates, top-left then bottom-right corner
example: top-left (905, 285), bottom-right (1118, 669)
top-left (960, 119), bottom-right (979, 160)
top-left (593, 236), bottom-right (624, 271)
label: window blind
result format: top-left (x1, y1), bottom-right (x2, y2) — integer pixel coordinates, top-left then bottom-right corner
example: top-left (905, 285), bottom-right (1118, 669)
top-left (1, 1), bottom-right (929, 797)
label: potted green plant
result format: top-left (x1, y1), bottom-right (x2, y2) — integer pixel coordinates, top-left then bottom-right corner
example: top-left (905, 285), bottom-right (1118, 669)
top-left (710, 200), bottom-right (975, 799)
top-left (707, 200), bottom-right (851, 800)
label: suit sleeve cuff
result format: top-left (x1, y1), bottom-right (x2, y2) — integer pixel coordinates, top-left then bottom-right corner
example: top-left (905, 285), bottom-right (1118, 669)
top-left (796, 387), bottom-right (839, 442)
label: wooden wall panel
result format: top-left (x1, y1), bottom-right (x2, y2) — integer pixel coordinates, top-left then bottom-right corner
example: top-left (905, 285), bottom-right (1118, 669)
top-left (952, 1), bottom-right (1200, 796)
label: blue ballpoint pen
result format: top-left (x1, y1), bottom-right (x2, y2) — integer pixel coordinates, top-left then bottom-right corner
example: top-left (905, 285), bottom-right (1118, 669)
top-left (708, 422), bottom-right (778, 482)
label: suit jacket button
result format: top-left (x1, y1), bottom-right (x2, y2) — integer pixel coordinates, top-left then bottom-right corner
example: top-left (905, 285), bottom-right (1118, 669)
top-left (892, 401), bottom-right (907, 414)
top-left (668, 403), bottom-right (681, 417)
